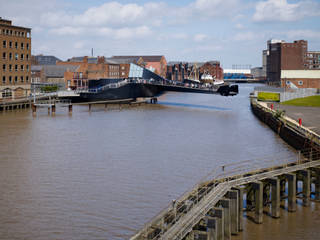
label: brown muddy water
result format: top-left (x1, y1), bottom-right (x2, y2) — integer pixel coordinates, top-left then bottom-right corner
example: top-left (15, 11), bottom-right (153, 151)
top-left (0, 84), bottom-right (319, 239)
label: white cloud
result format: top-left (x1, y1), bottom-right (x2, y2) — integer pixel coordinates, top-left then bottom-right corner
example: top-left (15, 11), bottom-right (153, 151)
top-left (192, 0), bottom-right (240, 17)
top-left (286, 30), bottom-right (320, 39)
top-left (194, 34), bottom-right (207, 42)
top-left (235, 23), bottom-right (244, 29)
top-left (253, 0), bottom-right (320, 22)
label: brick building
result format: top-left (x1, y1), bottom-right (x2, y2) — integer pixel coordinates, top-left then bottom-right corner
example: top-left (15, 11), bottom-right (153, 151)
top-left (266, 39), bottom-right (320, 88)
top-left (0, 17), bottom-right (31, 100)
top-left (57, 56), bottom-right (130, 89)
top-left (167, 61), bottom-right (223, 82)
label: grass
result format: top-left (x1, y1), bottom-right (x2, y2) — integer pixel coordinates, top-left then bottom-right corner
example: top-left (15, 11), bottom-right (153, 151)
top-left (281, 95), bottom-right (320, 107)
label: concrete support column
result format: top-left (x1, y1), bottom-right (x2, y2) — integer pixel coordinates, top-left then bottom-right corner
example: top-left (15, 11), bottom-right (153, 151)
top-left (219, 199), bottom-right (231, 240)
top-left (226, 190), bottom-right (239, 235)
top-left (285, 173), bottom-right (297, 212)
top-left (253, 181), bottom-right (263, 224)
top-left (205, 216), bottom-right (218, 240)
top-left (187, 230), bottom-right (208, 240)
top-left (210, 208), bottom-right (224, 240)
top-left (48, 107), bottom-right (51, 115)
top-left (301, 170), bottom-right (311, 206)
top-left (232, 187), bottom-right (243, 231)
top-left (89, 104), bottom-right (92, 111)
top-left (268, 177), bottom-right (280, 218)
top-left (312, 168), bottom-right (320, 201)
top-left (31, 104), bottom-right (36, 116)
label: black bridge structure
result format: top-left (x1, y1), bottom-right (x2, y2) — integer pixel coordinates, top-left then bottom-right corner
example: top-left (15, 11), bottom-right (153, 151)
top-left (70, 79), bottom-right (239, 103)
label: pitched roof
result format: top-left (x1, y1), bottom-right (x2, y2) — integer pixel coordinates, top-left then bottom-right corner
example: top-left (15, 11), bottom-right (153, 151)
top-left (42, 65), bottom-right (79, 78)
top-left (67, 56), bottom-right (98, 64)
top-left (111, 55), bottom-right (163, 62)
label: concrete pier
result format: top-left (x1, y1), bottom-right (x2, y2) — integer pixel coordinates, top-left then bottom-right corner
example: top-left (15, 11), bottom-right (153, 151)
top-left (68, 104), bottom-right (72, 114)
top-left (253, 181), bottom-right (263, 224)
top-left (205, 216), bottom-right (218, 240)
top-left (285, 173), bottom-right (297, 212)
top-left (210, 208), bottom-right (224, 240)
top-left (269, 177), bottom-right (280, 218)
top-left (232, 187), bottom-right (243, 231)
top-left (52, 105), bottom-right (56, 115)
top-left (300, 170), bottom-right (311, 206)
top-left (219, 199), bottom-right (231, 240)
top-left (226, 190), bottom-right (239, 234)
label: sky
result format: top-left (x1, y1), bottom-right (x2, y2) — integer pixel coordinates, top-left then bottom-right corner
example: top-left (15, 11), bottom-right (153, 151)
top-left (1, 0), bottom-right (320, 68)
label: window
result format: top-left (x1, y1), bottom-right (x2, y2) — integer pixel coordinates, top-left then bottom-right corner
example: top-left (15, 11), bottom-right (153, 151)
top-left (27, 32), bottom-right (30, 38)
top-left (21, 32), bottom-right (24, 37)
top-left (298, 81), bottom-right (303, 86)
top-left (9, 64), bottom-right (12, 71)
top-left (2, 52), bottom-right (6, 59)
top-left (2, 89), bottom-right (12, 98)
top-left (26, 54), bottom-right (29, 60)
top-left (122, 72), bottom-right (125, 76)
top-left (2, 76), bottom-right (5, 84)
top-left (9, 41), bottom-right (12, 48)
top-left (21, 43), bottom-right (24, 49)
top-left (286, 80), bottom-right (290, 85)
top-left (20, 76), bottom-right (24, 83)
top-left (15, 53), bottom-right (18, 60)
top-left (9, 76), bottom-right (12, 83)
top-left (14, 76), bottom-right (18, 83)
top-left (21, 65), bottom-right (24, 71)
top-left (2, 64), bottom-right (5, 71)
top-left (15, 42), bottom-right (18, 49)
top-left (26, 65), bottom-right (29, 72)
top-left (26, 76), bottom-right (29, 82)
top-left (9, 53), bottom-right (12, 60)
top-left (20, 54), bottom-right (24, 60)
top-left (3, 40), bottom-right (6, 48)
top-left (26, 43), bottom-right (29, 50)
top-left (15, 65), bottom-right (18, 71)
top-left (0, 29), bottom-right (2, 35)
top-left (121, 66), bottom-right (125, 70)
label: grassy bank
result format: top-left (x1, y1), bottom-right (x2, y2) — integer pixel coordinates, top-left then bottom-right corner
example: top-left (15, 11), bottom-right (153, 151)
top-left (281, 95), bottom-right (320, 107)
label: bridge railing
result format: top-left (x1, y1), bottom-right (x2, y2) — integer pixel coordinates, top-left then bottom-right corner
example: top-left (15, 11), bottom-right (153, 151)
top-left (132, 147), bottom-right (320, 240)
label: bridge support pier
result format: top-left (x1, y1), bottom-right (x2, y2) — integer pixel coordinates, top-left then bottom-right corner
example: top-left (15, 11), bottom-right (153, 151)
top-left (253, 181), bottom-right (263, 224)
top-left (285, 173), bottom-right (297, 212)
top-left (226, 190), bottom-right (239, 234)
top-left (218, 199), bottom-right (231, 240)
top-left (205, 216), bottom-right (218, 240)
top-left (312, 168), bottom-right (320, 201)
top-left (209, 208), bottom-right (224, 240)
top-left (269, 177), bottom-right (280, 218)
top-left (232, 187), bottom-right (243, 231)
top-left (300, 170), bottom-right (311, 206)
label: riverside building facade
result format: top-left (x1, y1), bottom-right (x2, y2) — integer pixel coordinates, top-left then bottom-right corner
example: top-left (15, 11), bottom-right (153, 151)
top-left (0, 17), bottom-right (31, 100)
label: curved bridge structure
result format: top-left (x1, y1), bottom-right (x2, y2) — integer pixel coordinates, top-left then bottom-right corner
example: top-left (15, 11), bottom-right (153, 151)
top-left (73, 79), bottom-right (238, 103)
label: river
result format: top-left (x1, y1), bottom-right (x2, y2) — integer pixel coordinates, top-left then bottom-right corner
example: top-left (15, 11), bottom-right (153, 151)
top-left (0, 84), bottom-right (318, 239)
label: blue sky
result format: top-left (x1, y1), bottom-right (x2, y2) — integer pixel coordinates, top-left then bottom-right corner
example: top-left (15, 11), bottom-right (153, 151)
top-left (1, 0), bottom-right (320, 68)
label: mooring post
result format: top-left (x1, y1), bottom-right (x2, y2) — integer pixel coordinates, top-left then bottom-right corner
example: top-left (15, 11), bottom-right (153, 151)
top-left (219, 199), bottom-right (231, 240)
top-left (253, 181), bottom-right (263, 224)
top-left (210, 208), bottom-right (224, 240)
top-left (285, 173), bottom-right (297, 212)
top-left (32, 104), bottom-right (36, 116)
top-left (269, 177), bottom-right (280, 218)
top-left (226, 190), bottom-right (239, 235)
top-left (51, 104), bottom-right (56, 115)
top-left (68, 104), bottom-right (72, 114)
top-left (105, 103), bottom-right (108, 110)
top-left (89, 104), bottom-right (92, 112)
top-left (205, 216), bottom-right (218, 240)
top-left (300, 169), bottom-right (311, 206)
top-left (232, 187), bottom-right (243, 231)
top-left (48, 107), bottom-right (50, 115)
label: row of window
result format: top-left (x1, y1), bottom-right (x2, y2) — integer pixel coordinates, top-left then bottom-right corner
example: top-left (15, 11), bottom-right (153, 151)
top-left (2, 40), bottom-right (30, 50)
top-left (2, 52), bottom-right (30, 61)
top-left (0, 29), bottom-right (30, 38)
top-left (2, 64), bottom-right (29, 72)
top-left (2, 75), bottom-right (29, 84)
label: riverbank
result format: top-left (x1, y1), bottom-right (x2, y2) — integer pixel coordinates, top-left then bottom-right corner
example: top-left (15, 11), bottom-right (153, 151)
top-left (251, 99), bottom-right (320, 151)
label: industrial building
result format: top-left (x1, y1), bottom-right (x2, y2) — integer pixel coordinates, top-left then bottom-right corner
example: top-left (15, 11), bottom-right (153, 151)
top-left (266, 39), bottom-right (320, 88)
top-left (0, 17), bottom-right (31, 100)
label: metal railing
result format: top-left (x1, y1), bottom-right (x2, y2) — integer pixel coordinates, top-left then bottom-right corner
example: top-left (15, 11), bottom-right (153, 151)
top-left (131, 147), bottom-right (320, 240)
